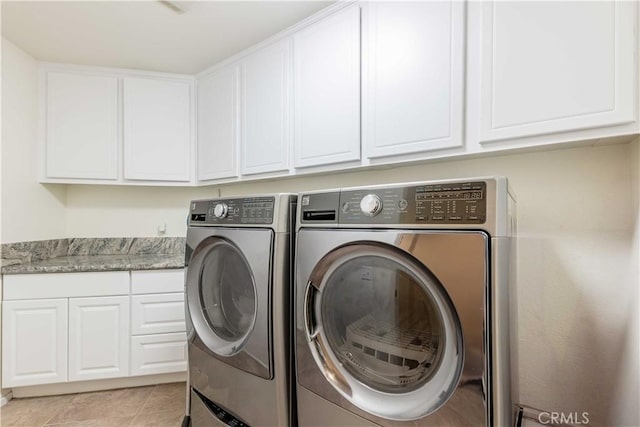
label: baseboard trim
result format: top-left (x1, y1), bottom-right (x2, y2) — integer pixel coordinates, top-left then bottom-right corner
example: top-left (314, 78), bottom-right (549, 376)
top-left (11, 372), bottom-right (186, 398)
top-left (1, 391), bottom-right (14, 407)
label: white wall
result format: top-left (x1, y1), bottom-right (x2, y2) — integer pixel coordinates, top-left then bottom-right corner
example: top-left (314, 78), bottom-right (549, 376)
top-left (64, 142), bottom-right (639, 425)
top-left (1, 38), bottom-right (66, 243)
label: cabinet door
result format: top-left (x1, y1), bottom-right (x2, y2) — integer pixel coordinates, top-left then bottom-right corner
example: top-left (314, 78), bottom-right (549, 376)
top-left (131, 332), bottom-right (187, 376)
top-left (2, 299), bottom-right (68, 387)
top-left (293, 4), bottom-right (361, 168)
top-left (363, 2), bottom-right (464, 158)
top-left (68, 296), bottom-right (129, 381)
top-left (480, 1), bottom-right (636, 142)
top-left (123, 77), bottom-right (192, 181)
top-left (45, 72), bottom-right (118, 180)
top-left (241, 40), bottom-right (291, 175)
top-left (197, 65), bottom-right (240, 181)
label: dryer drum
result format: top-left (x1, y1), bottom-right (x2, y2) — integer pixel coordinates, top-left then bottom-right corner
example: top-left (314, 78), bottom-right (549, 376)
top-left (305, 241), bottom-right (464, 416)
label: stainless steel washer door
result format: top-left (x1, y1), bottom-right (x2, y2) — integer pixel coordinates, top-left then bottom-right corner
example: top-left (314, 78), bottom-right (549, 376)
top-left (187, 228), bottom-right (273, 379)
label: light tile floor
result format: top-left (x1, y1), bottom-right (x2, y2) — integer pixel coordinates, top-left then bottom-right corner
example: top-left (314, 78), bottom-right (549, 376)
top-left (0, 382), bottom-right (186, 427)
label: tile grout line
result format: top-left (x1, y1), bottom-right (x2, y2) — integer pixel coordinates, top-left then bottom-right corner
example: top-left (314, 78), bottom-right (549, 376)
top-left (40, 393), bottom-right (78, 427)
top-left (128, 384), bottom-right (158, 426)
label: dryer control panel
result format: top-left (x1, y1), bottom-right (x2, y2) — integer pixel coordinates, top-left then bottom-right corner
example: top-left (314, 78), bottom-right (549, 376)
top-left (300, 181), bottom-right (487, 225)
top-left (189, 196), bottom-right (275, 225)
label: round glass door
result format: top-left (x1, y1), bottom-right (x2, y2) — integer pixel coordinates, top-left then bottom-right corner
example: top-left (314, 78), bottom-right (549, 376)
top-left (306, 243), bottom-right (463, 420)
top-left (190, 238), bottom-right (257, 356)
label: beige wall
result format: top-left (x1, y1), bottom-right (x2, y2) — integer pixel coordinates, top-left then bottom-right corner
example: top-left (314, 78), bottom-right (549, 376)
top-left (609, 139), bottom-right (639, 426)
top-left (2, 40), bottom-right (639, 425)
top-left (1, 38), bottom-right (67, 244)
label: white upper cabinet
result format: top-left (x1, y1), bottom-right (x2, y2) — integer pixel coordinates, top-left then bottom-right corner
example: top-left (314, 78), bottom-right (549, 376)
top-left (197, 64), bottom-right (240, 181)
top-left (479, 1), bottom-right (637, 142)
top-left (123, 77), bottom-right (192, 181)
top-left (241, 40), bottom-right (292, 175)
top-left (363, 1), bottom-right (465, 158)
top-left (293, 4), bottom-right (361, 168)
top-left (44, 72), bottom-right (119, 180)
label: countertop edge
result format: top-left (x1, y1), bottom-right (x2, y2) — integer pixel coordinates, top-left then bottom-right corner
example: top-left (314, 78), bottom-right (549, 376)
top-left (1, 255), bottom-right (185, 275)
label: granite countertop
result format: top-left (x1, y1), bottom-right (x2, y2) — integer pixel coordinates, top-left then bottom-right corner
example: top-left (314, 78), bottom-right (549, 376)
top-left (1, 254), bottom-right (185, 275)
top-left (1, 237), bottom-right (186, 275)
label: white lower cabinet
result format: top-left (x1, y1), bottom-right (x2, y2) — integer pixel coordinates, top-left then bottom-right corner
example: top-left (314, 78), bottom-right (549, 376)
top-left (2, 299), bottom-right (68, 387)
top-left (68, 296), bottom-right (130, 381)
top-left (129, 272), bottom-right (187, 378)
top-left (1, 269), bottom-right (187, 389)
top-left (131, 293), bottom-right (185, 335)
top-left (131, 332), bottom-right (188, 376)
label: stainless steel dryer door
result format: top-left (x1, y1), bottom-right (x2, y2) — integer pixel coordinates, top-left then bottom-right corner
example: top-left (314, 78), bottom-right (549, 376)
top-left (187, 227), bottom-right (273, 379)
top-left (296, 229), bottom-right (488, 423)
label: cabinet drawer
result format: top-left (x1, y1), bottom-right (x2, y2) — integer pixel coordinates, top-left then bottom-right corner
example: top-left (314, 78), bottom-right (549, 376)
top-left (131, 269), bottom-right (184, 294)
top-left (131, 333), bottom-right (187, 376)
top-left (131, 293), bottom-right (185, 335)
top-left (3, 272), bottom-right (129, 300)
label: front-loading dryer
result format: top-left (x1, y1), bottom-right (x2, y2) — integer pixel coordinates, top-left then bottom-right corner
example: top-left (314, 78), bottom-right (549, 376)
top-left (186, 194), bottom-right (296, 427)
top-left (295, 178), bottom-right (516, 426)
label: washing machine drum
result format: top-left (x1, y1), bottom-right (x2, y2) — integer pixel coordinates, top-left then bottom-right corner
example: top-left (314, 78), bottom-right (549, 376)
top-left (303, 243), bottom-right (464, 421)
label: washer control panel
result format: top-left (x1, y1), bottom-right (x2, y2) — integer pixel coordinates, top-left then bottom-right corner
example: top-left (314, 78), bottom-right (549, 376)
top-left (190, 196), bottom-right (275, 225)
top-left (340, 181), bottom-right (486, 224)
top-left (300, 181), bottom-right (487, 225)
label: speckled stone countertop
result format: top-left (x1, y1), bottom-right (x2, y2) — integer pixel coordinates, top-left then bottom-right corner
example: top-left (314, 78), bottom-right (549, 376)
top-left (1, 237), bottom-right (185, 275)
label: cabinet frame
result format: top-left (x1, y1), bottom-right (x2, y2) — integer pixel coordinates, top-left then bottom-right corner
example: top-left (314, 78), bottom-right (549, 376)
top-left (68, 296), bottom-right (130, 382)
top-left (478, 0), bottom-right (637, 143)
top-left (240, 39), bottom-right (292, 176)
top-left (38, 63), bottom-right (196, 186)
top-left (362, 1), bottom-right (466, 159)
top-left (292, 3), bottom-right (362, 168)
top-left (196, 63), bottom-right (241, 182)
top-left (1, 269), bottom-right (187, 389)
top-left (2, 298), bottom-right (68, 388)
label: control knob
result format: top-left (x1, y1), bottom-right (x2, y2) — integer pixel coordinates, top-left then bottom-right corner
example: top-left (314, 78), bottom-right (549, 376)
top-left (213, 203), bottom-right (229, 219)
top-left (360, 194), bottom-right (383, 217)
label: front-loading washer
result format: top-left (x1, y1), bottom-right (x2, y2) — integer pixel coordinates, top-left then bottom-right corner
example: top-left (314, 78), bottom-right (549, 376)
top-left (185, 194), bottom-right (296, 426)
top-left (295, 177), bottom-right (516, 426)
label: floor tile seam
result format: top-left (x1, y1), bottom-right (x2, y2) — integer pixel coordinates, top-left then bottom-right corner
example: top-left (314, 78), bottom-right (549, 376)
top-left (133, 385), bottom-right (158, 419)
top-left (42, 394), bottom-right (77, 427)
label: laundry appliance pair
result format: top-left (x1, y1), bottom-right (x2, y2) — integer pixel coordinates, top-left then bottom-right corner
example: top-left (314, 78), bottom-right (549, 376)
top-left (184, 177), bottom-right (516, 427)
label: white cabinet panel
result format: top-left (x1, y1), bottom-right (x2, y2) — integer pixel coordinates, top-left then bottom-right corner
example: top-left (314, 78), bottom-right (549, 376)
top-left (131, 269), bottom-right (184, 294)
top-left (2, 299), bottom-right (68, 387)
top-left (68, 296), bottom-right (129, 381)
top-left (123, 77), bottom-right (192, 181)
top-left (197, 65), bottom-right (240, 181)
top-left (480, 1), bottom-right (636, 142)
top-left (45, 72), bottom-right (118, 180)
top-left (131, 293), bottom-right (185, 335)
top-left (363, 1), bottom-right (464, 158)
top-left (293, 4), bottom-right (361, 168)
top-left (241, 40), bottom-right (292, 175)
top-left (4, 271), bottom-right (129, 300)
top-left (131, 333), bottom-right (187, 376)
